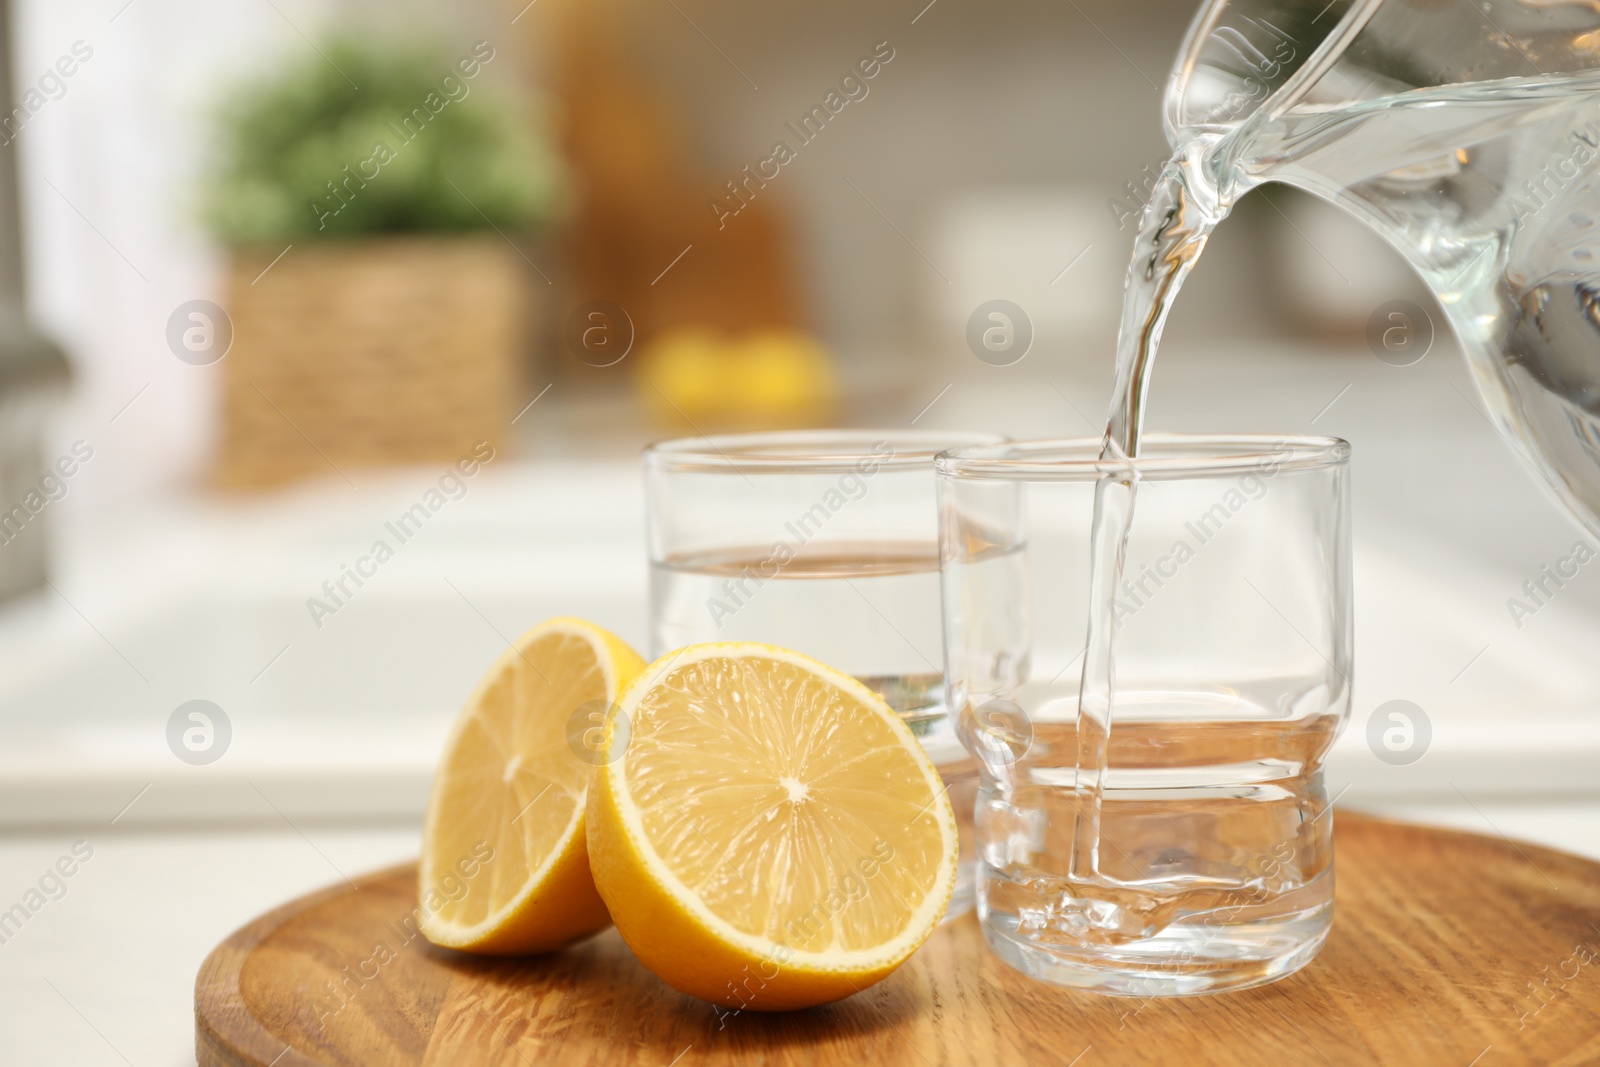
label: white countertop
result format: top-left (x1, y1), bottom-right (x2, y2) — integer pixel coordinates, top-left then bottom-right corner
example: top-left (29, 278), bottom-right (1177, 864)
top-left (0, 826), bottom-right (420, 1066)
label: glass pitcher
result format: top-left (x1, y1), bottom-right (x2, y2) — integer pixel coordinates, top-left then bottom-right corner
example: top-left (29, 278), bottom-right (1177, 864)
top-left (1169, 0), bottom-right (1600, 533)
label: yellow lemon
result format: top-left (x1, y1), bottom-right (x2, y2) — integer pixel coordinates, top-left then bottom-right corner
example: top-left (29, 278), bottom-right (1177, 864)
top-left (420, 617), bottom-right (645, 954)
top-left (736, 330), bottom-right (839, 424)
top-left (638, 329), bottom-right (727, 424)
top-left (639, 327), bottom-right (839, 429)
top-left (587, 643), bottom-right (958, 1009)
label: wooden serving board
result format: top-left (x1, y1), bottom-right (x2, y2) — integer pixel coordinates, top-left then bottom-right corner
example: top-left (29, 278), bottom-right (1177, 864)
top-left (197, 814), bottom-right (1600, 1066)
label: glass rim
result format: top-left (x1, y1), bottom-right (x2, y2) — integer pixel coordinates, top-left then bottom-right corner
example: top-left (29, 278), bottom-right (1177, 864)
top-left (645, 429), bottom-right (1006, 474)
top-left (1166, 0), bottom-right (1382, 134)
top-left (936, 433), bottom-right (1349, 481)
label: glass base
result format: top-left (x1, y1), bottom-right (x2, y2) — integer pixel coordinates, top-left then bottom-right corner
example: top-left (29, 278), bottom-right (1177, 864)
top-left (979, 893), bottom-right (1333, 997)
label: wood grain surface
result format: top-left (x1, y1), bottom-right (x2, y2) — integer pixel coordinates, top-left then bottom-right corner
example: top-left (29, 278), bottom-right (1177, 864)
top-left (196, 814), bottom-right (1600, 1066)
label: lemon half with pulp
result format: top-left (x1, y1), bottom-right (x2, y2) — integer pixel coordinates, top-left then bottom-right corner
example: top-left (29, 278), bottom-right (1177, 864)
top-left (420, 617), bottom-right (645, 953)
top-left (588, 642), bottom-right (958, 1009)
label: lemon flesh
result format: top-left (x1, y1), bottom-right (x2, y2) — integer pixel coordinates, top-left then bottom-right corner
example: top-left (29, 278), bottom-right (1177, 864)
top-left (420, 617), bottom-right (645, 954)
top-left (589, 643), bottom-right (958, 1009)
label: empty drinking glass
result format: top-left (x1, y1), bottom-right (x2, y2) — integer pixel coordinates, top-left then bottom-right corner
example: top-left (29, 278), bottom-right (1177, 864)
top-left (937, 434), bottom-right (1351, 994)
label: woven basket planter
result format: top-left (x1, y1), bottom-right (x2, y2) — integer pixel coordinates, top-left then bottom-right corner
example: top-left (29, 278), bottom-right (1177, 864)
top-left (216, 235), bottom-right (531, 488)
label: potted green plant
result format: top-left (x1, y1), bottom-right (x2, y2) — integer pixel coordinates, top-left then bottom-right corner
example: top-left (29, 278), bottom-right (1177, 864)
top-left (202, 35), bottom-right (564, 487)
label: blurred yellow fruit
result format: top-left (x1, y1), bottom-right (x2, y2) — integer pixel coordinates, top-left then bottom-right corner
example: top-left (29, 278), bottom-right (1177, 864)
top-left (638, 329), bottom-right (724, 423)
top-left (638, 327), bottom-right (837, 429)
top-left (737, 330), bottom-right (838, 424)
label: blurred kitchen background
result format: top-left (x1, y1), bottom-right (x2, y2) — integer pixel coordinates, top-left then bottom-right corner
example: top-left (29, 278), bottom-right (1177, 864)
top-left (3, 0), bottom-right (1598, 1062)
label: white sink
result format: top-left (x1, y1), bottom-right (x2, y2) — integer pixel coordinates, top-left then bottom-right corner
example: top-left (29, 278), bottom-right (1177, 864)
top-left (0, 460), bottom-right (647, 826)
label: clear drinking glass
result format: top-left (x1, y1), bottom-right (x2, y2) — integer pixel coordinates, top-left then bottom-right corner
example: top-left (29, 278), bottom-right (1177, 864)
top-left (645, 429), bottom-right (1004, 920)
top-left (937, 434), bottom-right (1351, 995)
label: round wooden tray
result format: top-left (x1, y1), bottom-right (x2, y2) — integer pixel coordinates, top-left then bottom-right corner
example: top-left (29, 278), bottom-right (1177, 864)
top-left (196, 814), bottom-right (1600, 1066)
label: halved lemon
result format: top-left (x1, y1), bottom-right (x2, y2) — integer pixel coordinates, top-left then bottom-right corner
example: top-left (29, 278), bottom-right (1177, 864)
top-left (587, 643), bottom-right (958, 1009)
top-left (420, 617), bottom-right (645, 954)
